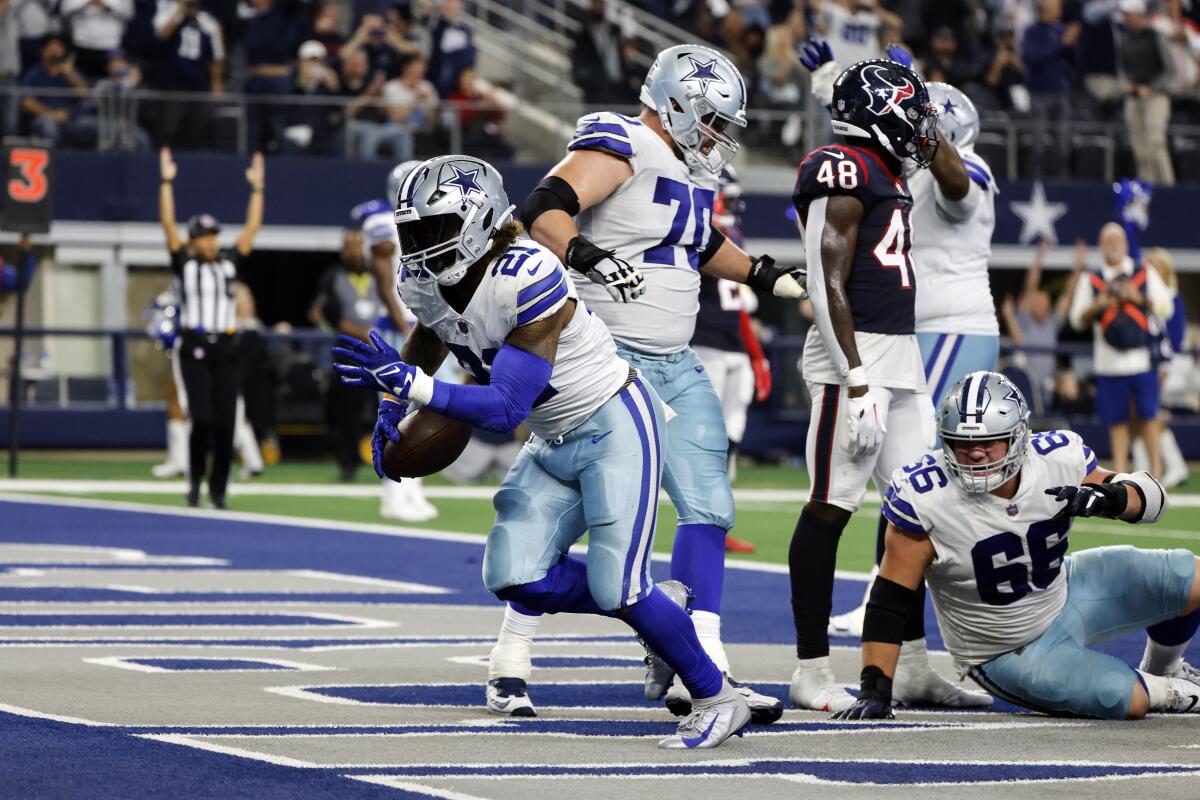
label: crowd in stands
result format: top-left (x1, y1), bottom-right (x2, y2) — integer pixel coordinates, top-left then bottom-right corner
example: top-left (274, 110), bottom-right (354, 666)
top-left (0, 0), bottom-right (511, 159)
top-left (624, 0), bottom-right (1200, 184)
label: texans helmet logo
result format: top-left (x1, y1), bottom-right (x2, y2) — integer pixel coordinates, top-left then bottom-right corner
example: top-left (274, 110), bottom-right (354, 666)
top-left (860, 65), bottom-right (915, 120)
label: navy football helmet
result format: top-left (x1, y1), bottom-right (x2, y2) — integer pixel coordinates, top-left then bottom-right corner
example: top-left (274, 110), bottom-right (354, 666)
top-left (830, 59), bottom-right (939, 167)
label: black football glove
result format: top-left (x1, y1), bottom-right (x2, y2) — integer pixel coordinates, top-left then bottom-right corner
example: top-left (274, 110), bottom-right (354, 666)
top-left (1045, 482), bottom-right (1128, 520)
top-left (832, 666), bottom-right (896, 721)
top-left (565, 235), bottom-right (645, 303)
top-left (746, 255), bottom-right (807, 299)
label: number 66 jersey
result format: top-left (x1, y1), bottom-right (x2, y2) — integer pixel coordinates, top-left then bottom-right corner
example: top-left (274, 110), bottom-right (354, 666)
top-left (882, 430), bottom-right (1100, 674)
top-left (792, 144), bottom-right (923, 389)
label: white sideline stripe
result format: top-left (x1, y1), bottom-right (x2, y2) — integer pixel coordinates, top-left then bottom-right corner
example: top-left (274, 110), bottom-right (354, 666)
top-left (83, 656), bottom-right (336, 674)
top-left (0, 702), bottom-right (117, 726)
top-left (137, 733), bottom-right (319, 768)
top-left (0, 493), bottom-right (873, 579)
top-left (0, 543), bottom-right (226, 566)
top-left (346, 777), bottom-right (493, 800)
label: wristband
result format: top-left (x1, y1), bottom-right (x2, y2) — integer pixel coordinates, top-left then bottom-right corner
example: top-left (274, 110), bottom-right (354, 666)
top-left (845, 366), bottom-right (867, 388)
top-left (406, 368), bottom-right (435, 406)
top-left (859, 665), bottom-right (893, 703)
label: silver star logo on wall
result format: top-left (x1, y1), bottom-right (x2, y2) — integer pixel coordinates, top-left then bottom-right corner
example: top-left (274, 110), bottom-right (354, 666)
top-left (1009, 182), bottom-right (1068, 244)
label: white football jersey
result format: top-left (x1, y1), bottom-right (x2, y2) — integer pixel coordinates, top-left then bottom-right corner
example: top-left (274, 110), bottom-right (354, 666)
top-left (910, 150), bottom-right (1000, 336)
top-left (569, 111), bottom-right (719, 355)
top-left (397, 238), bottom-right (629, 440)
top-left (883, 430), bottom-right (1099, 674)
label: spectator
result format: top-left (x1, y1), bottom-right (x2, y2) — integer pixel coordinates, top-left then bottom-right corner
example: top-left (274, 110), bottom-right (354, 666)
top-left (342, 12), bottom-right (405, 79)
top-left (286, 39), bottom-right (341, 155)
top-left (385, 1), bottom-right (426, 58)
top-left (1021, 0), bottom-right (1081, 177)
top-left (426, 0), bottom-right (474, 97)
top-left (310, 2), bottom-right (346, 59)
top-left (447, 65), bottom-right (513, 160)
top-left (983, 20), bottom-right (1028, 111)
top-left (155, 0), bottom-right (224, 150)
top-left (1152, 0), bottom-right (1200, 97)
top-left (1120, 0), bottom-right (1175, 186)
top-left (1139, 246), bottom-right (1190, 488)
top-left (19, 35), bottom-right (96, 146)
top-left (1000, 238), bottom-right (1084, 400)
top-left (924, 25), bottom-right (975, 87)
top-left (373, 53), bottom-right (437, 160)
top-left (242, 0), bottom-right (296, 154)
top-left (571, 0), bottom-right (630, 105)
top-left (1077, 0), bottom-right (1122, 117)
top-left (757, 15), bottom-right (805, 110)
top-left (811, 0), bottom-right (900, 68)
top-left (59, 0), bottom-right (133, 80)
top-left (94, 48), bottom-right (152, 150)
top-left (0, 0), bottom-right (19, 138)
top-left (1068, 222), bottom-right (1173, 475)
top-left (14, 0), bottom-right (55, 73)
top-left (340, 48), bottom-right (390, 157)
top-left (310, 226), bottom-right (383, 482)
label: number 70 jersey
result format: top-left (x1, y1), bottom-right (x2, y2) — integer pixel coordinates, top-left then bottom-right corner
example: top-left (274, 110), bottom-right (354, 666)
top-left (882, 430), bottom-right (1099, 673)
top-left (569, 111), bottom-right (719, 355)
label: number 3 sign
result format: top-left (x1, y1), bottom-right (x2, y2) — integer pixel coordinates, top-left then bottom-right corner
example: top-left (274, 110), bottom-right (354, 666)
top-left (2, 142), bottom-right (53, 233)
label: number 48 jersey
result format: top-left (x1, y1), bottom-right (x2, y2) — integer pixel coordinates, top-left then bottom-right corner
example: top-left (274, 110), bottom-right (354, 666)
top-left (882, 430), bottom-right (1099, 674)
top-left (569, 111), bottom-right (719, 355)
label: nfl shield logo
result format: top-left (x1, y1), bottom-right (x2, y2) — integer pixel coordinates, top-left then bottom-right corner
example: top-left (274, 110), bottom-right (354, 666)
top-left (457, 320), bottom-right (469, 334)
top-left (1006, 503), bottom-right (1019, 517)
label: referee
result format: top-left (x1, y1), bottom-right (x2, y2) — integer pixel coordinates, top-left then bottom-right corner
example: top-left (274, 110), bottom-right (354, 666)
top-left (158, 147), bottom-right (265, 509)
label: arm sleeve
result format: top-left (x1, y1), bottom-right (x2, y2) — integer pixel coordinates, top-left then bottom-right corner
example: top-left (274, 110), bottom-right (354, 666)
top-left (567, 112), bottom-right (636, 160)
top-left (426, 343), bottom-right (553, 434)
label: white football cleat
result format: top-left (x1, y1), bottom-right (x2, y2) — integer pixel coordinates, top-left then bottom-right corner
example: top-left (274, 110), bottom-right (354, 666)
top-left (639, 580), bottom-right (692, 701)
top-left (827, 605), bottom-right (865, 639)
top-left (486, 677), bottom-right (536, 717)
top-left (893, 639), bottom-right (992, 708)
top-left (657, 682), bottom-right (751, 750)
top-left (789, 656), bottom-right (855, 712)
top-left (1161, 677), bottom-right (1200, 713)
top-left (1140, 655), bottom-right (1200, 685)
top-left (664, 676), bottom-right (784, 724)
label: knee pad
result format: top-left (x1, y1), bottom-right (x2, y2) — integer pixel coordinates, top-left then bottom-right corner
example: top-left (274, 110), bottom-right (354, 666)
top-left (1094, 670), bottom-right (1133, 719)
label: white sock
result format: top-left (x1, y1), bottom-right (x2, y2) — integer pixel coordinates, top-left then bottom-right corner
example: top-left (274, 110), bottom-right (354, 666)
top-left (898, 636), bottom-right (931, 668)
top-left (1138, 670), bottom-right (1170, 709)
top-left (488, 603), bottom-right (542, 680)
top-left (1162, 429), bottom-right (1187, 476)
top-left (796, 654), bottom-right (834, 675)
top-left (692, 610), bottom-right (730, 674)
top-left (1141, 636), bottom-right (1188, 676)
top-left (1132, 438), bottom-right (1150, 475)
top-left (380, 478), bottom-right (406, 508)
top-left (167, 419), bottom-right (189, 470)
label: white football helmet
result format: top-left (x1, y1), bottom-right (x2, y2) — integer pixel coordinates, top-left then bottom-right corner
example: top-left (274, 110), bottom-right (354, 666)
top-left (939, 371), bottom-right (1031, 493)
top-left (640, 44), bottom-right (748, 173)
top-left (393, 155), bottom-right (515, 287)
top-left (926, 82), bottom-right (979, 150)
top-left (386, 160), bottom-right (424, 207)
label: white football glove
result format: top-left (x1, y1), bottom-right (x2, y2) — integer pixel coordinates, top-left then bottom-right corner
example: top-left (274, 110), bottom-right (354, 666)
top-left (845, 392), bottom-right (886, 458)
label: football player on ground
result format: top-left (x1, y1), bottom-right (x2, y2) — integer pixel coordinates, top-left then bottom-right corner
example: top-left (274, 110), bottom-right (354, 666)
top-left (799, 41), bottom-right (1003, 642)
top-left (788, 59), bottom-right (991, 712)
top-left (332, 155), bottom-right (752, 749)
top-left (836, 371), bottom-right (1200, 720)
top-left (487, 44), bottom-right (804, 723)
top-left (350, 161), bottom-right (438, 521)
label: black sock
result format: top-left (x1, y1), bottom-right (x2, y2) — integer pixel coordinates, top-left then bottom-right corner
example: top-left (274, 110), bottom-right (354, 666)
top-left (904, 579), bottom-right (927, 641)
top-left (874, 512), bottom-right (887, 565)
top-left (189, 421), bottom-right (210, 494)
top-left (789, 504), bottom-right (848, 659)
top-left (209, 424), bottom-right (235, 501)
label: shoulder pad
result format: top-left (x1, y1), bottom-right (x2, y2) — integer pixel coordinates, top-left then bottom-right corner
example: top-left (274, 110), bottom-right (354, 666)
top-left (795, 145), bottom-right (872, 200)
top-left (882, 475), bottom-right (930, 536)
top-left (568, 112), bottom-right (639, 159)
top-left (493, 241), bottom-right (570, 328)
top-left (1030, 430), bottom-right (1098, 476)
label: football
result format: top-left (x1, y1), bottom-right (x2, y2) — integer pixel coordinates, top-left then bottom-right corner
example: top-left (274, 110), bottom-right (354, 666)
top-left (380, 408), bottom-right (472, 480)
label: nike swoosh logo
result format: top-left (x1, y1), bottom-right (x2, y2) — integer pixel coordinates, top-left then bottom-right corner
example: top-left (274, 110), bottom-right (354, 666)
top-left (527, 265), bottom-right (541, 275)
top-left (822, 149), bottom-right (845, 159)
top-left (590, 431), bottom-right (613, 444)
top-left (682, 715), bottom-right (719, 748)
top-left (492, 699), bottom-right (511, 710)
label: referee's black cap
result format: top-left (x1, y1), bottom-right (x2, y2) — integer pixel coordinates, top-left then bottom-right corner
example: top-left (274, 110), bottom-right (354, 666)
top-left (187, 214), bottom-right (221, 239)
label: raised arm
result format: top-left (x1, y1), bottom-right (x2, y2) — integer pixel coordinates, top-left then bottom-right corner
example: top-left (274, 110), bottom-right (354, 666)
top-left (158, 148), bottom-right (182, 253)
top-left (236, 153), bottom-right (264, 256)
top-left (928, 137), bottom-right (970, 203)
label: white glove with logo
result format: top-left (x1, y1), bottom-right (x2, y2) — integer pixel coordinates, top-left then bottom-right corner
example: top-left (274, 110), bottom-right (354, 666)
top-left (845, 391), bottom-right (886, 458)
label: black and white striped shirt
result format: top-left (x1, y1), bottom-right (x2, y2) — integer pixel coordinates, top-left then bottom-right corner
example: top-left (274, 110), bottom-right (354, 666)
top-left (170, 248), bottom-right (243, 334)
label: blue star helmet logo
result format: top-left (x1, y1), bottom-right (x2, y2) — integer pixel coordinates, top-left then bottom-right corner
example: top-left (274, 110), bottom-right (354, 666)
top-left (942, 98), bottom-right (957, 117)
top-left (440, 164), bottom-right (484, 200)
top-left (681, 55), bottom-right (726, 95)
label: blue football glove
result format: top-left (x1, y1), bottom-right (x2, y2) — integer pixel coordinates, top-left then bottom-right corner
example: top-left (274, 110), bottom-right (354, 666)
top-left (371, 396), bottom-right (410, 479)
top-left (1045, 483), bottom-right (1127, 520)
top-left (331, 331), bottom-right (420, 397)
top-left (885, 43), bottom-right (913, 68)
top-left (798, 38), bottom-right (833, 72)
top-left (831, 696), bottom-right (895, 720)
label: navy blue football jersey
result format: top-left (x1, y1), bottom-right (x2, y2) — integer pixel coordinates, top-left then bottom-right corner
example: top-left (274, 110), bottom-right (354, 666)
top-left (692, 272), bottom-right (744, 353)
top-left (792, 144), bottom-right (915, 335)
